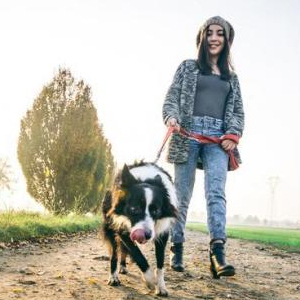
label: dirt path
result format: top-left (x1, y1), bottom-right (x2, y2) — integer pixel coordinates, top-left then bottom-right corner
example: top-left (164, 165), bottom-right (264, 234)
top-left (0, 230), bottom-right (300, 300)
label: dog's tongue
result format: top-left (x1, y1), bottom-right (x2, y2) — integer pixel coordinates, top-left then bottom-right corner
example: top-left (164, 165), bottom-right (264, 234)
top-left (130, 229), bottom-right (146, 244)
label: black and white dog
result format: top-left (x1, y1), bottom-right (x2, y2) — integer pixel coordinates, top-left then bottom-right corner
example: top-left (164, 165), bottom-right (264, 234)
top-left (101, 161), bottom-right (178, 296)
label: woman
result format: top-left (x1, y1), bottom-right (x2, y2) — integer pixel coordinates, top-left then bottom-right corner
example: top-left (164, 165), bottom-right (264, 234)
top-left (162, 16), bottom-right (244, 278)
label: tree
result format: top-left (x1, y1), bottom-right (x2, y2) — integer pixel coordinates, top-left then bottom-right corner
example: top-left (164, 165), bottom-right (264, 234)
top-left (18, 69), bottom-right (115, 214)
top-left (244, 215), bottom-right (260, 225)
top-left (0, 158), bottom-right (13, 192)
top-left (229, 214), bottom-right (242, 225)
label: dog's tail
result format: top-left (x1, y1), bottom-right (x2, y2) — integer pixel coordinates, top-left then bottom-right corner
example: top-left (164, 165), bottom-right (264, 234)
top-left (101, 190), bottom-right (112, 220)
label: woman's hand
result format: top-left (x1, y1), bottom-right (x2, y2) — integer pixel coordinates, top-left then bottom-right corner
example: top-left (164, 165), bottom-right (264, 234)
top-left (167, 117), bottom-right (180, 132)
top-left (221, 139), bottom-right (236, 151)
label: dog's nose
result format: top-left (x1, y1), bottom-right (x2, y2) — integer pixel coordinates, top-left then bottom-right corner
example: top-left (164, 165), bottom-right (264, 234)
top-left (144, 229), bottom-right (152, 240)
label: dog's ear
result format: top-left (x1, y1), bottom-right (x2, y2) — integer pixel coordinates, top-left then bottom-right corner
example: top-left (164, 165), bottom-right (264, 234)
top-left (121, 164), bottom-right (137, 187)
top-left (107, 198), bottom-right (126, 216)
top-left (107, 189), bottom-right (127, 216)
top-left (113, 198), bottom-right (126, 215)
top-left (154, 174), bottom-right (162, 184)
top-left (162, 202), bottom-right (178, 218)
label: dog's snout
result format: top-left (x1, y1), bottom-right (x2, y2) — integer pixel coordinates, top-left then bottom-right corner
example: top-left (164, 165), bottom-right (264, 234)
top-left (144, 229), bottom-right (152, 240)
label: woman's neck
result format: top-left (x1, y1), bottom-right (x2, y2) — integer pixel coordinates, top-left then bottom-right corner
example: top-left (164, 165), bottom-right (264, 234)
top-left (210, 56), bottom-right (219, 66)
top-left (210, 57), bottom-right (220, 75)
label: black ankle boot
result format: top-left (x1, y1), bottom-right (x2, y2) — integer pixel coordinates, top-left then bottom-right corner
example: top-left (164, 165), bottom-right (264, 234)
top-left (209, 242), bottom-right (235, 279)
top-left (170, 243), bottom-right (184, 272)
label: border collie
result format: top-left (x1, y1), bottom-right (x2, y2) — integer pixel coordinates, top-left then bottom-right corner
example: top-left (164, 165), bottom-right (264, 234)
top-left (101, 161), bottom-right (178, 296)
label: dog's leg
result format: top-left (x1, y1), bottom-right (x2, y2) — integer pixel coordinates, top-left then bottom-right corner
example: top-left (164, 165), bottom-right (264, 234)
top-left (119, 241), bottom-right (128, 274)
top-left (106, 231), bottom-right (121, 286)
top-left (154, 232), bottom-right (169, 297)
top-left (120, 233), bottom-right (156, 290)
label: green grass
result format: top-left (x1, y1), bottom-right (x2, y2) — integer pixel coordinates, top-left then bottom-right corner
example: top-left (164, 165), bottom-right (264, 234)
top-left (0, 211), bottom-right (101, 243)
top-left (2, 212), bottom-right (299, 254)
top-left (187, 222), bottom-right (300, 253)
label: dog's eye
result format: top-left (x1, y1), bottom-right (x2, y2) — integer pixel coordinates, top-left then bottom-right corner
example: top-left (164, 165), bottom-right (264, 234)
top-left (150, 207), bottom-right (161, 217)
top-left (128, 206), bottom-right (142, 215)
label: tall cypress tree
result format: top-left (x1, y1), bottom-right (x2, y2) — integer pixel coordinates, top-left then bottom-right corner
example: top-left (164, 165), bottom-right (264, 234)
top-left (18, 69), bottom-right (115, 214)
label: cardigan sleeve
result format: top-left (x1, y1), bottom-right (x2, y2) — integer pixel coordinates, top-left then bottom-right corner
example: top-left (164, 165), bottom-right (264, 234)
top-left (225, 74), bottom-right (245, 137)
top-left (162, 60), bottom-right (186, 125)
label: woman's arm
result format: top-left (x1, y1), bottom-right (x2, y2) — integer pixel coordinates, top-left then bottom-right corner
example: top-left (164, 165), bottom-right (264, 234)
top-left (225, 74), bottom-right (245, 137)
top-left (162, 60), bottom-right (186, 125)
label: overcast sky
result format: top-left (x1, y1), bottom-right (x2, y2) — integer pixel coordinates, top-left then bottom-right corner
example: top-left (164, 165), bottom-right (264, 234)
top-left (0, 0), bottom-right (300, 222)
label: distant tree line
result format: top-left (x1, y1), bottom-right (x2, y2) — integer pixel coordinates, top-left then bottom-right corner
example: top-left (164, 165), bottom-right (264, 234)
top-left (18, 69), bottom-right (115, 215)
top-left (189, 211), bottom-right (300, 229)
top-left (228, 214), bottom-right (300, 228)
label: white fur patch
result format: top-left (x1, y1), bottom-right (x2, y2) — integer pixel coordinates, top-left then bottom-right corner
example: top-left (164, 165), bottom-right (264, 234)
top-left (155, 217), bottom-right (174, 236)
top-left (145, 187), bottom-right (153, 208)
top-left (143, 268), bottom-right (157, 290)
top-left (129, 164), bottom-right (178, 208)
top-left (130, 187), bottom-right (155, 240)
top-left (155, 268), bottom-right (168, 296)
top-left (108, 271), bottom-right (119, 283)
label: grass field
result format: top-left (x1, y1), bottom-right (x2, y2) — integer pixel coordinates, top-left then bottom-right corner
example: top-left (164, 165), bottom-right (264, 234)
top-left (0, 211), bottom-right (101, 243)
top-left (1, 212), bottom-right (300, 254)
top-left (187, 222), bottom-right (300, 253)
top-left (187, 223), bottom-right (300, 253)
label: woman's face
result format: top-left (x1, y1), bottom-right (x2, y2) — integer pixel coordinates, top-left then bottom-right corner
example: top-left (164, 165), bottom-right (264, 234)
top-left (206, 24), bottom-right (225, 58)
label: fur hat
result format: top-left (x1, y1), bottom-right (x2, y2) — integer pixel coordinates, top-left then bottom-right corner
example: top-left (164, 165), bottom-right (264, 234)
top-left (196, 16), bottom-right (235, 47)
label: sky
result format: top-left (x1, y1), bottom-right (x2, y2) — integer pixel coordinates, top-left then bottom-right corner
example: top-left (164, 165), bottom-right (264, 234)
top-left (0, 0), bottom-right (300, 222)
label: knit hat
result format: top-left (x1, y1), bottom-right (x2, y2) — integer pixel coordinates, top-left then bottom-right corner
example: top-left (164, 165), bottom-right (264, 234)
top-left (196, 16), bottom-right (235, 47)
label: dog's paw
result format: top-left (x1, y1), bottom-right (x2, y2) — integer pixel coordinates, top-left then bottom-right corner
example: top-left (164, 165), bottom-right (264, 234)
top-left (155, 287), bottom-right (169, 297)
top-left (155, 268), bottom-right (168, 297)
top-left (119, 265), bottom-right (128, 274)
top-left (107, 274), bottom-right (121, 286)
top-left (142, 269), bottom-right (157, 290)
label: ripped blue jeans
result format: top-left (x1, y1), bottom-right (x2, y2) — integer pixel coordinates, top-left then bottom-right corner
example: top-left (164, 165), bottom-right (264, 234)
top-left (170, 116), bottom-right (229, 244)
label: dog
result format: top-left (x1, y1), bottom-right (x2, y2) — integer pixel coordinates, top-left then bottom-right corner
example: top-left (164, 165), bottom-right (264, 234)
top-left (101, 161), bottom-right (178, 296)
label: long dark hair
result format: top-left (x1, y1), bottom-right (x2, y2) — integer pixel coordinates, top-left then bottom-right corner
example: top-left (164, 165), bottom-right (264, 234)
top-left (197, 27), bottom-right (234, 81)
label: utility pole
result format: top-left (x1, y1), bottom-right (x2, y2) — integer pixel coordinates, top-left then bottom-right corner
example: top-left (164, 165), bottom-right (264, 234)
top-left (267, 176), bottom-right (280, 226)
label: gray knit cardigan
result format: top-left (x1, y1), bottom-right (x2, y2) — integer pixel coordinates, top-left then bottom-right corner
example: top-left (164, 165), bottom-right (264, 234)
top-left (162, 59), bottom-right (244, 171)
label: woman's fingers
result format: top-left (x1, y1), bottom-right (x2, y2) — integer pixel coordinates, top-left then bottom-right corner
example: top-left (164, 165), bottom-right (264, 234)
top-left (167, 117), bottom-right (177, 127)
top-left (167, 118), bottom-right (180, 131)
top-left (221, 139), bottom-right (236, 151)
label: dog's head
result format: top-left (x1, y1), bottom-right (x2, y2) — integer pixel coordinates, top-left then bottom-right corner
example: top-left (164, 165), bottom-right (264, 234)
top-left (108, 164), bottom-right (177, 244)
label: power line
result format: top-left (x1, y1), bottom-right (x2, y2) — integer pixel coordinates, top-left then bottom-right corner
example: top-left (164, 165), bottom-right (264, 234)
top-left (267, 176), bottom-right (280, 226)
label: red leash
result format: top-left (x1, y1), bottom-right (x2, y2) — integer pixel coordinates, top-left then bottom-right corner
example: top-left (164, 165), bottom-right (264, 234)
top-left (154, 126), bottom-right (175, 163)
top-left (155, 126), bottom-right (240, 170)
